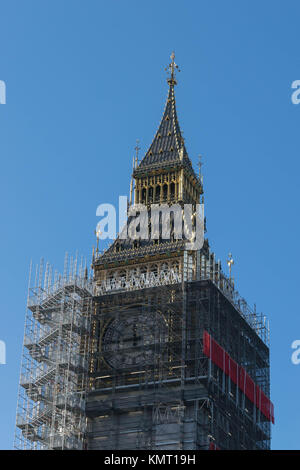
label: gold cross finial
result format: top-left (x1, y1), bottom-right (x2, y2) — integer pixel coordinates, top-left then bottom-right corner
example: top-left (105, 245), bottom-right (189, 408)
top-left (166, 51), bottom-right (180, 85)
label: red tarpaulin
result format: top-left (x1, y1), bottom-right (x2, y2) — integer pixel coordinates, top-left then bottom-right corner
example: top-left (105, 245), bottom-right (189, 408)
top-left (209, 441), bottom-right (220, 450)
top-left (203, 331), bottom-right (275, 424)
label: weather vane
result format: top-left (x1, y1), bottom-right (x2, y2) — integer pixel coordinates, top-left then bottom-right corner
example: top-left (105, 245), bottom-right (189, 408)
top-left (165, 51), bottom-right (180, 85)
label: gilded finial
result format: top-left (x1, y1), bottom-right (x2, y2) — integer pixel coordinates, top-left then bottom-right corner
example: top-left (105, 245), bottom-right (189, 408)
top-left (129, 156), bottom-right (134, 206)
top-left (166, 51), bottom-right (180, 85)
top-left (94, 228), bottom-right (102, 255)
top-left (227, 252), bottom-right (234, 281)
top-left (198, 154), bottom-right (204, 185)
top-left (134, 139), bottom-right (140, 168)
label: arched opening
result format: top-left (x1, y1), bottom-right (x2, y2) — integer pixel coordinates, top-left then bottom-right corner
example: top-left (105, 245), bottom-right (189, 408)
top-left (163, 184), bottom-right (168, 201)
top-left (148, 186), bottom-right (153, 203)
top-left (161, 262), bottom-right (169, 273)
top-left (155, 185), bottom-right (161, 203)
top-left (119, 270), bottom-right (126, 287)
top-left (150, 264), bottom-right (158, 276)
top-left (172, 262), bottom-right (179, 274)
top-left (140, 266), bottom-right (147, 275)
top-left (170, 182), bottom-right (175, 199)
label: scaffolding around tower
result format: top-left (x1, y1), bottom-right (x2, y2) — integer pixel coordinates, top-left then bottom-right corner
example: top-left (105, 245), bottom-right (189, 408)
top-left (88, 246), bottom-right (273, 450)
top-left (14, 254), bottom-right (93, 450)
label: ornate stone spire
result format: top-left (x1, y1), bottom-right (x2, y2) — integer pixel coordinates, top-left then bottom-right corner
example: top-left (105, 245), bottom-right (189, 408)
top-left (135, 52), bottom-right (193, 172)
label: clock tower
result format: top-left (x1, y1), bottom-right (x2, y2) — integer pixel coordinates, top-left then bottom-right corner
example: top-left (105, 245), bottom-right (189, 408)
top-left (86, 54), bottom-right (274, 450)
top-left (14, 54), bottom-right (274, 451)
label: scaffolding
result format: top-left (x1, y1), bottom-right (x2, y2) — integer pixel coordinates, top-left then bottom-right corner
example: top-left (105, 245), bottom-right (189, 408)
top-left (94, 247), bottom-right (269, 346)
top-left (14, 246), bottom-right (272, 450)
top-left (14, 254), bottom-right (93, 450)
top-left (87, 248), bottom-right (272, 450)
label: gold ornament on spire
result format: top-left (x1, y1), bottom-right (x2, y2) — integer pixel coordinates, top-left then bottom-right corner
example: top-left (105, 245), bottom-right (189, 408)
top-left (134, 139), bottom-right (140, 168)
top-left (227, 252), bottom-right (234, 281)
top-left (165, 51), bottom-right (180, 85)
top-left (198, 154), bottom-right (204, 184)
top-left (94, 228), bottom-right (102, 255)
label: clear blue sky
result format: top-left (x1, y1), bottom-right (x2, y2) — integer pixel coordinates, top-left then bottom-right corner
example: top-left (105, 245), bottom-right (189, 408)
top-left (0, 0), bottom-right (299, 450)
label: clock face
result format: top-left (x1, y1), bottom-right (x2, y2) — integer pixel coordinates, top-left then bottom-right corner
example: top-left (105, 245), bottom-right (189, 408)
top-left (101, 313), bottom-right (167, 369)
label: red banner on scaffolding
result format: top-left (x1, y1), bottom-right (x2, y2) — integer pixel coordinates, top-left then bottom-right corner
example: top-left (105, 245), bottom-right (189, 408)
top-left (209, 441), bottom-right (220, 450)
top-left (203, 331), bottom-right (275, 424)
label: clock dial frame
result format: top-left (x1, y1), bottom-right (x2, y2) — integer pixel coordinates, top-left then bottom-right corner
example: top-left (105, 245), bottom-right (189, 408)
top-left (101, 311), bottom-right (168, 370)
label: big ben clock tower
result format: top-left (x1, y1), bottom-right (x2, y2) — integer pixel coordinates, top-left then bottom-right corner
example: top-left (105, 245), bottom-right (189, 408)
top-left (14, 54), bottom-right (274, 451)
top-left (86, 54), bottom-right (274, 450)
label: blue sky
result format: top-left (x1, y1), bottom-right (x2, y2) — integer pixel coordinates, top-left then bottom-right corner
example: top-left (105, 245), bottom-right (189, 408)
top-left (0, 0), bottom-right (299, 449)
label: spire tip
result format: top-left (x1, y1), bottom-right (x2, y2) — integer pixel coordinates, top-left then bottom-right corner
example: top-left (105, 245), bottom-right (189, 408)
top-left (165, 51), bottom-right (180, 86)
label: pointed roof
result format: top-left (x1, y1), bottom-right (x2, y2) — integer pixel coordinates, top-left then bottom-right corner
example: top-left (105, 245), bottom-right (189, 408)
top-left (134, 53), bottom-right (194, 174)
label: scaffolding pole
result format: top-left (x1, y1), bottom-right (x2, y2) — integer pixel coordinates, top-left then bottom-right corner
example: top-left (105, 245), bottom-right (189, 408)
top-left (14, 254), bottom-right (93, 450)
